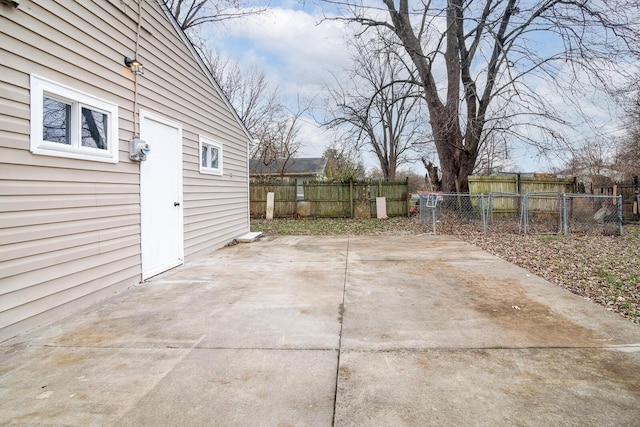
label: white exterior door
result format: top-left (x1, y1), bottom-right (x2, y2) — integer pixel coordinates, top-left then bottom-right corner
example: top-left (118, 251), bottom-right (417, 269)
top-left (140, 110), bottom-right (184, 279)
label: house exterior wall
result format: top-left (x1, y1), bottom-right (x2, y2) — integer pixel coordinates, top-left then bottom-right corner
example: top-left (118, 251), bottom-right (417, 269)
top-left (0, 0), bottom-right (250, 341)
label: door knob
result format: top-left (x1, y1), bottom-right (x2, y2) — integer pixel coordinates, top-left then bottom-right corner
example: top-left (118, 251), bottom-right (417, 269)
top-left (174, 202), bottom-right (180, 207)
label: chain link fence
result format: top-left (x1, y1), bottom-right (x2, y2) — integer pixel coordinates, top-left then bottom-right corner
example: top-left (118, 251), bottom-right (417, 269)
top-left (420, 193), bottom-right (623, 236)
top-left (562, 194), bottom-right (623, 235)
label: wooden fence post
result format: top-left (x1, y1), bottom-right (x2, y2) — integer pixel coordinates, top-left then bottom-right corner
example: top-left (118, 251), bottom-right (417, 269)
top-left (349, 180), bottom-right (354, 218)
top-left (406, 177), bottom-right (410, 217)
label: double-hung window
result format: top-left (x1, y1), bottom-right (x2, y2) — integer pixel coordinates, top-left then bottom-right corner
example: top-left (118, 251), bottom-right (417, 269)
top-left (30, 75), bottom-right (119, 163)
top-left (199, 136), bottom-right (223, 175)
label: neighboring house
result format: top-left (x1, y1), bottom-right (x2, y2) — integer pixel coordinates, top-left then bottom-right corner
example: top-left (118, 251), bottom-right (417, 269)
top-left (559, 167), bottom-right (625, 189)
top-left (250, 157), bottom-right (327, 198)
top-left (0, 0), bottom-right (251, 340)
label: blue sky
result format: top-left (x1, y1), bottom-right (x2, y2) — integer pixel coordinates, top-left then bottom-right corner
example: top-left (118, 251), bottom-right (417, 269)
top-left (205, 3), bottom-right (357, 159)
top-left (203, 1), bottom-right (628, 175)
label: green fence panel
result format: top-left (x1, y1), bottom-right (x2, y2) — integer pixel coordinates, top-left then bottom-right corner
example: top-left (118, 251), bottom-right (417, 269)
top-left (469, 175), bottom-right (576, 195)
top-left (250, 179), bottom-right (409, 218)
top-left (367, 180), bottom-right (409, 217)
top-left (304, 182), bottom-right (352, 217)
top-left (249, 181), bottom-right (297, 218)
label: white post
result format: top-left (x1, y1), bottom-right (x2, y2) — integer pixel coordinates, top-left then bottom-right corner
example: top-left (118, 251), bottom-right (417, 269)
top-left (266, 192), bottom-right (275, 220)
top-left (376, 196), bottom-right (388, 219)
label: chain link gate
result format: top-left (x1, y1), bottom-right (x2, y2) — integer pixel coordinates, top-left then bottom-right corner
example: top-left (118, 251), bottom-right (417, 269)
top-left (487, 193), bottom-right (523, 234)
top-left (520, 192), bottom-right (562, 235)
top-left (420, 193), bottom-right (486, 234)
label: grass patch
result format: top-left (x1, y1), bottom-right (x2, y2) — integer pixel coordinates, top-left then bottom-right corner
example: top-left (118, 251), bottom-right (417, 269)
top-left (537, 235), bottom-right (561, 242)
top-left (624, 225), bottom-right (640, 242)
top-left (598, 270), bottom-right (640, 290)
top-left (251, 217), bottom-right (432, 236)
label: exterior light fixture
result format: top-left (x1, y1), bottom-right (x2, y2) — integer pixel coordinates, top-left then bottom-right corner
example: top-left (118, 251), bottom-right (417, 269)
top-left (124, 57), bottom-right (144, 75)
top-left (0, 0), bottom-right (20, 7)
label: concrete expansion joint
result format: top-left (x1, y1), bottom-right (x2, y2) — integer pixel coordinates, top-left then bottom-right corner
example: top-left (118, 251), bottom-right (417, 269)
top-left (602, 344), bottom-right (640, 352)
top-left (22, 343), bottom-right (342, 352)
top-left (190, 346), bottom-right (340, 352)
top-left (339, 345), bottom-right (640, 354)
top-left (35, 343), bottom-right (196, 351)
top-left (332, 235), bottom-right (350, 427)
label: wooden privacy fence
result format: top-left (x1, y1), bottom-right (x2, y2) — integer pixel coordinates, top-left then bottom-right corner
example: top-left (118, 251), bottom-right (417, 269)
top-left (469, 175), bottom-right (640, 222)
top-left (468, 175), bottom-right (578, 217)
top-left (468, 175), bottom-right (577, 195)
top-left (250, 179), bottom-right (410, 218)
top-left (249, 181), bottom-right (297, 218)
top-left (592, 178), bottom-right (640, 221)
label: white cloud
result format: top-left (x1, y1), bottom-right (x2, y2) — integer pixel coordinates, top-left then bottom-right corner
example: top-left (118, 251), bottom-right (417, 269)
top-left (205, 3), bottom-right (633, 175)
top-left (214, 7), bottom-right (351, 91)
top-left (295, 118), bottom-right (331, 157)
top-left (205, 6), bottom-right (355, 162)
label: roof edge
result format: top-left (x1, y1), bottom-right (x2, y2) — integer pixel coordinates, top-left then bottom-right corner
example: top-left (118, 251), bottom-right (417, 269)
top-left (156, 0), bottom-right (253, 142)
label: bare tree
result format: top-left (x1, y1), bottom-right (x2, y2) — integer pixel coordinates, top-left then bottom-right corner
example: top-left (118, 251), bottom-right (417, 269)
top-left (614, 89), bottom-right (640, 180)
top-left (326, 32), bottom-right (429, 180)
top-left (560, 137), bottom-right (621, 187)
top-left (204, 51), bottom-right (282, 141)
top-left (198, 49), bottom-right (306, 176)
top-left (473, 117), bottom-right (516, 175)
top-left (165, 0), bottom-right (266, 31)
top-left (561, 86), bottom-right (640, 184)
top-left (166, 0), bottom-right (307, 178)
top-left (324, 0), bottom-right (640, 192)
top-left (255, 109), bottom-right (305, 178)
top-left (615, 135), bottom-right (640, 181)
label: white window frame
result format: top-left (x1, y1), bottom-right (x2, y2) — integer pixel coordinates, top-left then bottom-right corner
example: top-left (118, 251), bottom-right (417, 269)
top-left (199, 136), bottom-right (223, 176)
top-left (30, 74), bottom-right (119, 163)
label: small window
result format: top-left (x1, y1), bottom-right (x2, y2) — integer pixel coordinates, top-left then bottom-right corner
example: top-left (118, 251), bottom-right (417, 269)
top-left (199, 136), bottom-right (223, 175)
top-left (30, 75), bottom-right (119, 163)
top-left (43, 97), bottom-right (71, 144)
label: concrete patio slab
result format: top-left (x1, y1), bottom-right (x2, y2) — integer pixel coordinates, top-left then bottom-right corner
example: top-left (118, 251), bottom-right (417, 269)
top-left (343, 235), bottom-right (640, 350)
top-left (1, 235), bottom-right (639, 426)
top-left (120, 348), bottom-right (337, 427)
top-left (0, 344), bottom-right (192, 425)
top-left (335, 347), bottom-right (640, 426)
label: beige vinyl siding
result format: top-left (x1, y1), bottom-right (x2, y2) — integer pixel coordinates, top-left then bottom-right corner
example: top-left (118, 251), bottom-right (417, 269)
top-left (0, 0), bottom-right (250, 340)
top-left (0, 0), bottom-right (141, 340)
top-left (0, 272), bottom-right (139, 342)
top-left (135, 0), bottom-right (250, 260)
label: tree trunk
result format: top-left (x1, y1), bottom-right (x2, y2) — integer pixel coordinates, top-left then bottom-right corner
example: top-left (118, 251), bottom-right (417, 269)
top-left (432, 121), bottom-right (478, 193)
top-left (384, 1), bottom-right (485, 194)
top-left (422, 160), bottom-right (442, 191)
top-left (387, 166), bottom-right (396, 181)
top-left (437, 149), bottom-right (477, 193)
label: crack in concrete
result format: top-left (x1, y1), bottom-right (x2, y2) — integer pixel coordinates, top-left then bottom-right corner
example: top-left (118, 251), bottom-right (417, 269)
top-left (332, 235), bottom-right (350, 427)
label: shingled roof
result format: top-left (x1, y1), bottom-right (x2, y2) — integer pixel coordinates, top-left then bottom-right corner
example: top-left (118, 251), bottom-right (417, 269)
top-left (250, 158), bottom-right (327, 176)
